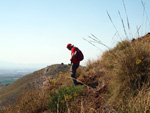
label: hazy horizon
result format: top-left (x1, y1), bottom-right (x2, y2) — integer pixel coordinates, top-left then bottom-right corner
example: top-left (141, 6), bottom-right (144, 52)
top-left (0, 0), bottom-right (150, 65)
top-left (0, 61), bottom-right (50, 70)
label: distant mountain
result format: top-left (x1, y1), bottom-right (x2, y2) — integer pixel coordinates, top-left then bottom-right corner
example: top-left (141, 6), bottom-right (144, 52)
top-left (0, 61), bottom-right (51, 76)
top-left (0, 69), bottom-right (34, 77)
top-left (0, 61), bottom-right (50, 70)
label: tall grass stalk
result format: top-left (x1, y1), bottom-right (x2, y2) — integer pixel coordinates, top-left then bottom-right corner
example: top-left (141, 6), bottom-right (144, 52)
top-left (118, 11), bottom-right (128, 39)
top-left (107, 11), bottom-right (121, 39)
top-left (122, 0), bottom-right (133, 38)
top-left (141, 0), bottom-right (150, 34)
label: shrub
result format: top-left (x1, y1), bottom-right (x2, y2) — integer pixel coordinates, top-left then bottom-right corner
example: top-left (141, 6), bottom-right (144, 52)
top-left (101, 40), bottom-right (150, 107)
top-left (48, 85), bottom-right (84, 112)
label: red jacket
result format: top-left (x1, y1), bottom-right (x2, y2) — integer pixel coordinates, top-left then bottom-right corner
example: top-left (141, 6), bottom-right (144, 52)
top-left (71, 47), bottom-right (80, 63)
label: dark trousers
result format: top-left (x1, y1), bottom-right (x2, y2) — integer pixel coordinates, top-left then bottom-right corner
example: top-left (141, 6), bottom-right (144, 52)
top-left (71, 63), bottom-right (80, 85)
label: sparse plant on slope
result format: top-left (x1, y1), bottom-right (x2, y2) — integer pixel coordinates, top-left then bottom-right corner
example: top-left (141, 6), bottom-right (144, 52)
top-left (48, 85), bottom-right (84, 113)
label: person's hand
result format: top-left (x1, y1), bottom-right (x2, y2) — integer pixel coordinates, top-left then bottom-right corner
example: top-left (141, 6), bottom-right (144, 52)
top-left (70, 58), bottom-right (73, 62)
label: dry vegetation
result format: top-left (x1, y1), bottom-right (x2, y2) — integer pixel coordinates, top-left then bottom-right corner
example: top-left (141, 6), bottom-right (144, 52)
top-left (1, 0), bottom-right (150, 112)
top-left (1, 33), bottom-right (150, 113)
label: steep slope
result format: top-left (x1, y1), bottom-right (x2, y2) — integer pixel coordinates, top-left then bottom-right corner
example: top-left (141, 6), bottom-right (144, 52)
top-left (2, 33), bottom-right (150, 113)
top-left (0, 64), bottom-right (70, 109)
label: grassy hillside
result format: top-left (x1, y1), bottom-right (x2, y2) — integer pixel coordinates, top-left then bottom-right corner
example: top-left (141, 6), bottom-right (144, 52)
top-left (0, 64), bottom-right (70, 109)
top-left (2, 33), bottom-right (150, 113)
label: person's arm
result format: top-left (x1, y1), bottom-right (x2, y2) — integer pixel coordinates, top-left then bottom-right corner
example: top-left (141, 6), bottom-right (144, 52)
top-left (70, 51), bottom-right (77, 62)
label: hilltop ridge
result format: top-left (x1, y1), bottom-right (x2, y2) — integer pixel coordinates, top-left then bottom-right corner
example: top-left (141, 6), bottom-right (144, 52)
top-left (132, 32), bottom-right (150, 42)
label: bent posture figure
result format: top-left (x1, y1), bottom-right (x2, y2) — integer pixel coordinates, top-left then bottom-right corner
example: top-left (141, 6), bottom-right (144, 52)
top-left (66, 43), bottom-right (84, 85)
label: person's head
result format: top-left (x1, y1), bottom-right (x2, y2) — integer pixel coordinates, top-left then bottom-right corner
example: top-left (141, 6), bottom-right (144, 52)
top-left (67, 43), bottom-right (74, 50)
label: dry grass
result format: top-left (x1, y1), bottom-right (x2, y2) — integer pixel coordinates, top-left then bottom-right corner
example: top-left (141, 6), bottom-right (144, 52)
top-left (2, 34), bottom-right (150, 113)
top-left (100, 33), bottom-right (150, 112)
top-left (1, 71), bottom-right (71, 113)
top-left (2, 0), bottom-right (150, 112)
top-left (2, 28), bottom-right (150, 113)
top-left (2, 89), bottom-right (48, 113)
top-left (1, 61), bottom-right (107, 113)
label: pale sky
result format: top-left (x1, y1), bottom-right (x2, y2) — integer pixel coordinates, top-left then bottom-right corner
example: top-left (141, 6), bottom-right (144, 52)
top-left (0, 0), bottom-right (150, 65)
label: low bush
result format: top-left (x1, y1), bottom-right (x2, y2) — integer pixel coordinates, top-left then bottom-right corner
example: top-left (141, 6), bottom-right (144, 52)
top-left (48, 85), bottom-right (84, 112)
top-left (101, 39), bottom-right (150, 108)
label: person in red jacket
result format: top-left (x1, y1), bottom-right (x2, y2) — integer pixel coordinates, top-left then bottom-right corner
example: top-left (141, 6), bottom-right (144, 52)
top-left (67, 43), bottom-right (82, 86)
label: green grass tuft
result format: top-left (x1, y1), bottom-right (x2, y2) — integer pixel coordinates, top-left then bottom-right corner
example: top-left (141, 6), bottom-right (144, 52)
top-left (48, 85), bottom-right (84, 112)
